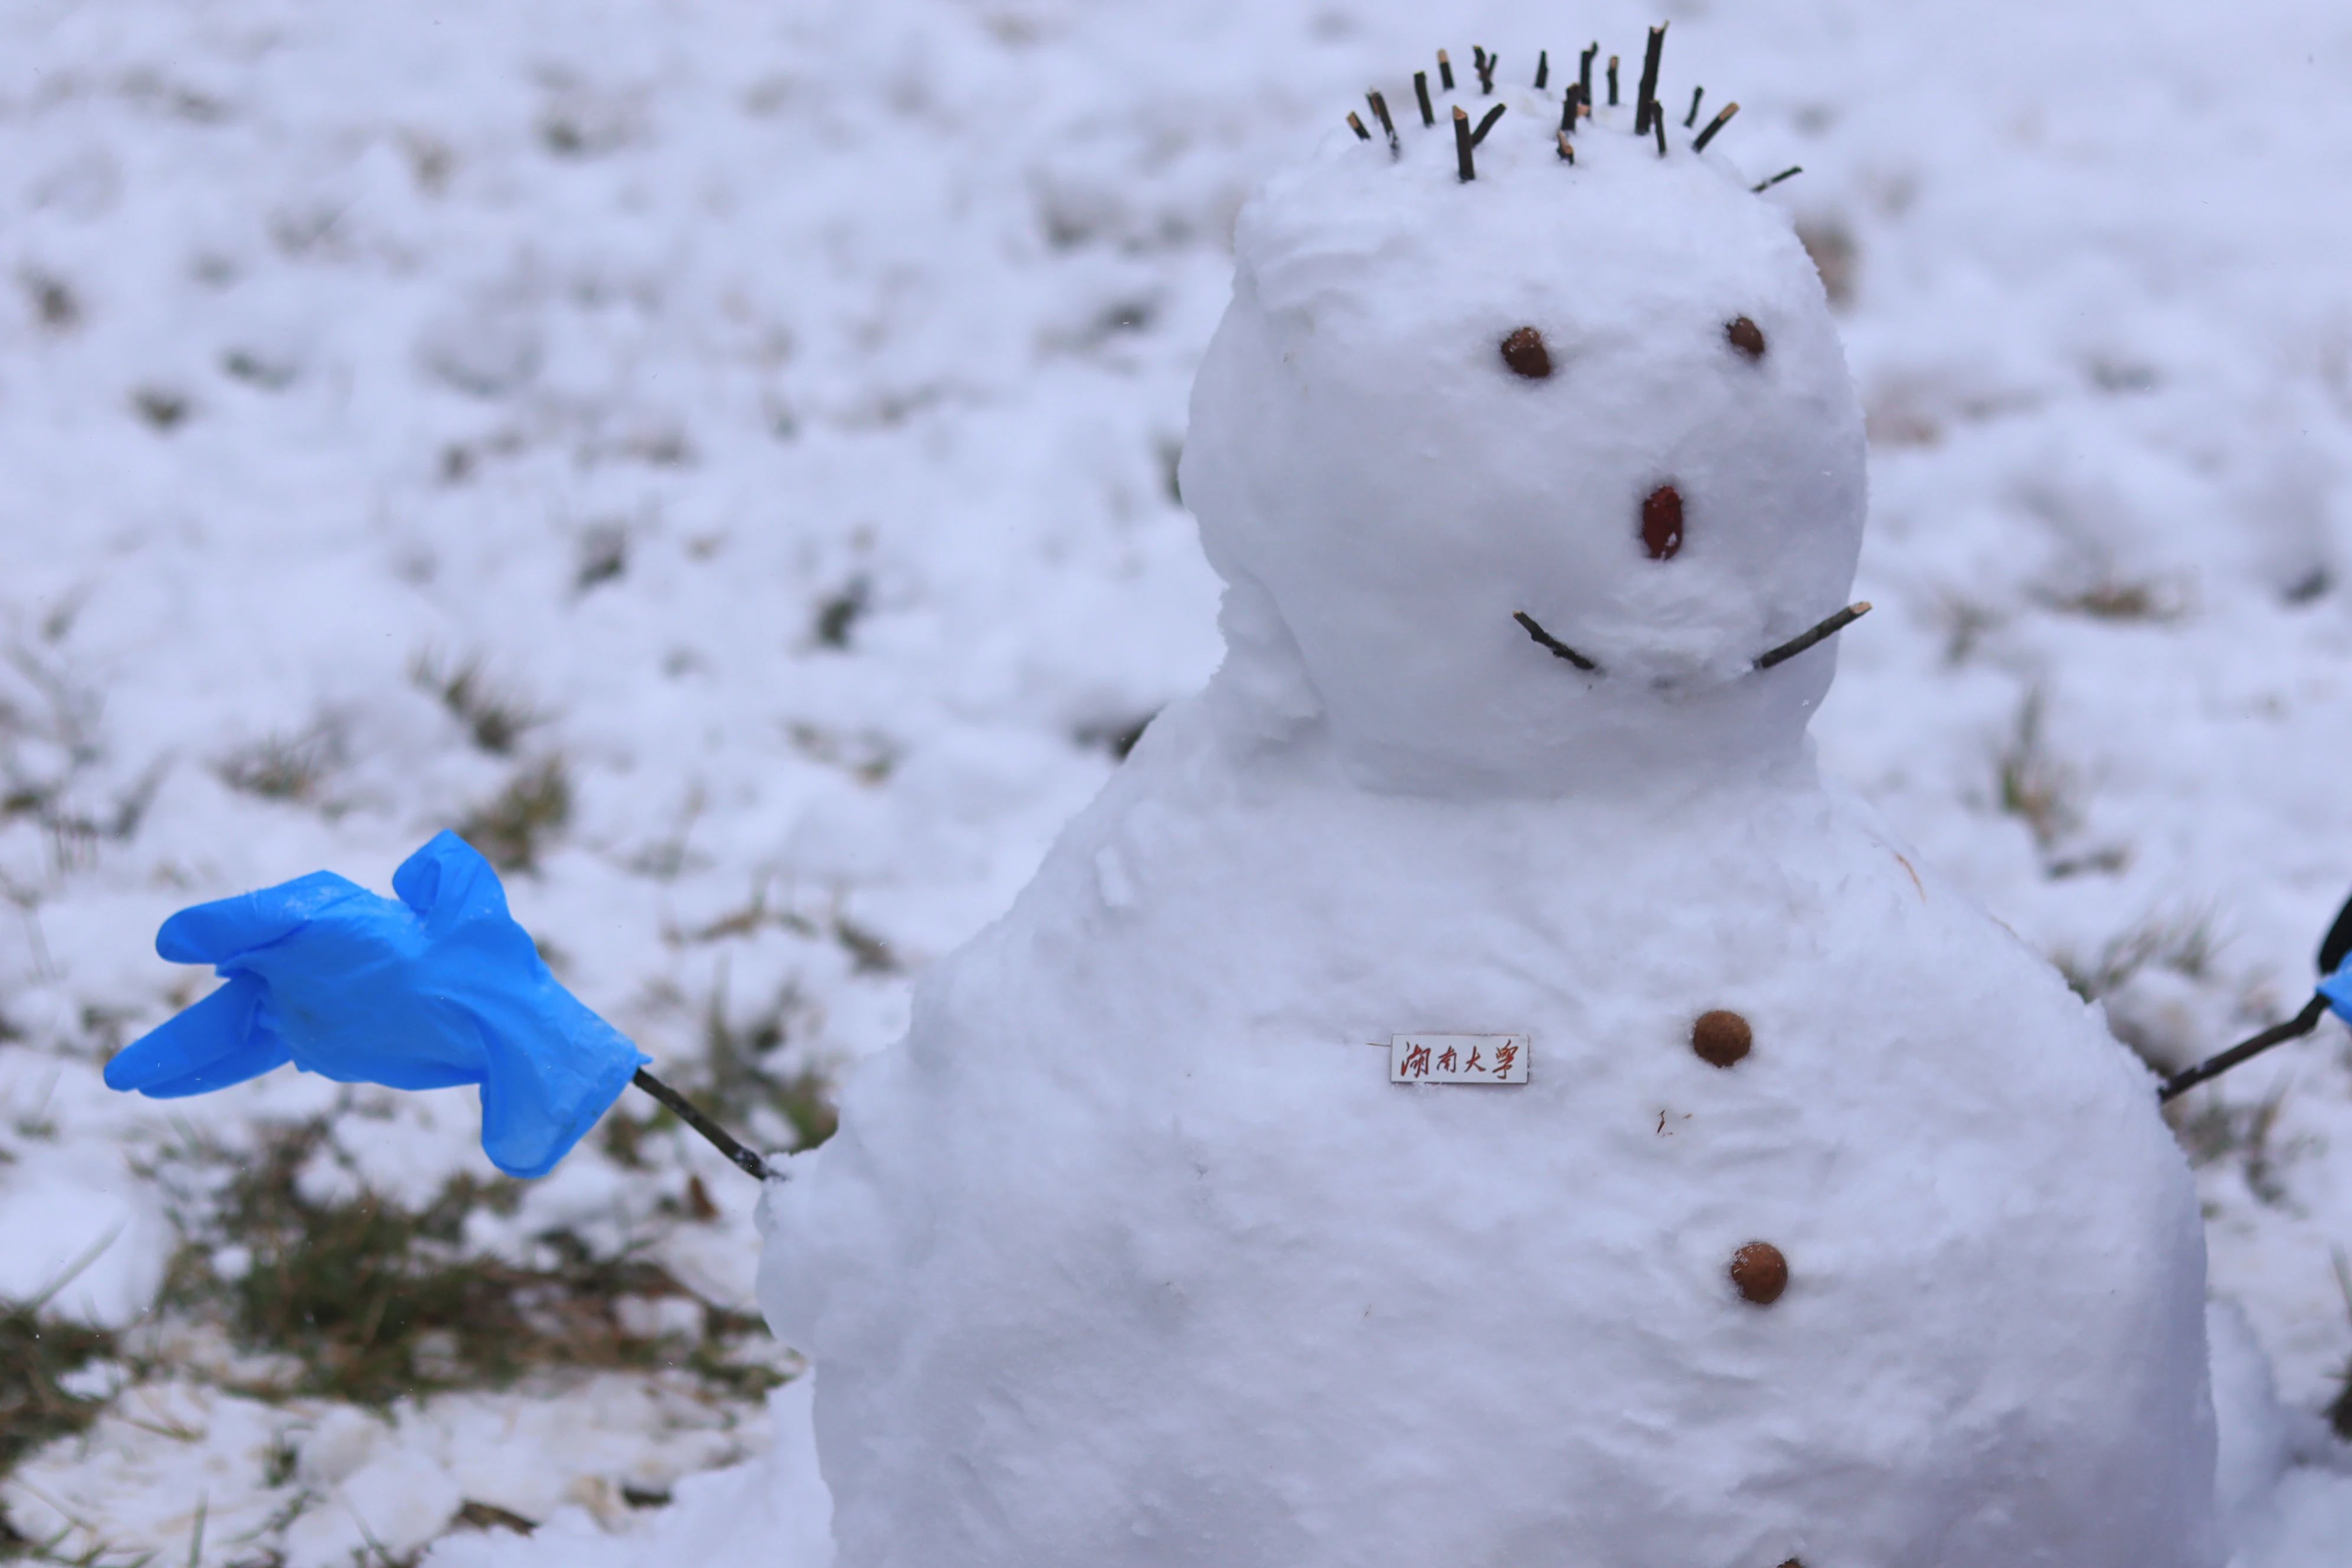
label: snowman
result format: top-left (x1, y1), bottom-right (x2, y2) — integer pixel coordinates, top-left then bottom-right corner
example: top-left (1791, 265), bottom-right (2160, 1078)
top-left (106, 35), bottom-right (2228, 1568)
top-left (757, 41), bottom-right (2223, 1568)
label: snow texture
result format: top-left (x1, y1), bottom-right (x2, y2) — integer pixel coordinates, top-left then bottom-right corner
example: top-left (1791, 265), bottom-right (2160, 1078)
top-left (4, 2), bottom-right (2352, 1566)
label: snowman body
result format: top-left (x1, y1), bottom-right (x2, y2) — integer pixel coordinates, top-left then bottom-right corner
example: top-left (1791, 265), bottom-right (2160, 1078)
top-left (765, 68), bottom-right (2220, 1568)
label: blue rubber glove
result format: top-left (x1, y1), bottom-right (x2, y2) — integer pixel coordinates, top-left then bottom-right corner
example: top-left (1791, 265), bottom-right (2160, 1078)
top-left (2321, 956), bottom-right (2352, 1024)
top-left (104, 831), bottom-right (646, 1178)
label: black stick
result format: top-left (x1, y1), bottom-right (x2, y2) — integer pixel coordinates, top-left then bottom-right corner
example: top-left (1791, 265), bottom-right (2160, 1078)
top-left (1752, 165), bottom-right (1802, 192)
top-left (1607, 54), bottom-right (1619, 106)
top-left (1536, 50), bottom-right (1550, 90)
top-left (2160, 995), bottom-right (2332, 1102)
top-left (1347, 111), bottom-right (1372, 142)
top-left (1635, 24), bottom-right (1665, 133)
top-left (1414, 70), bottom-right (1435, 126)
top-left (1560, 85), bottom-right (1580, 132)
top-left (1367, 90), bottom-right (1399, 152)
top-left (1475, 47), bottom-right (1497, 94)
top-left (1556, 130), bottom-right (1575, 164)
top-left (1653, 112), bottom-right (1667, 156)
top-left (1471, 102), bottom-right (1506, 146)
top-left (1438, 49), bottom-right (1455, 91)
top-left (1452, 105), bottom-right (1475, 180)
top-left (1692, 101), bottom-right (1739, 153)
top-left (1580, 44), bottom-right (1597, 112)
top-left (633, 1067), bottom-right (771, 1181)
top-left (1755, 602), bottom-right (1870, 669)
top-left (1685, 86), bottom-right (1705, 128)
top-left (1514, 611), bottom-right (1600, 672)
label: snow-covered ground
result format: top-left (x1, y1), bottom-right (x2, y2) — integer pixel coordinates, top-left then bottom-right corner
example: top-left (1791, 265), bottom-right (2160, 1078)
top-left (2, 1), bottom-right (2350, 1563)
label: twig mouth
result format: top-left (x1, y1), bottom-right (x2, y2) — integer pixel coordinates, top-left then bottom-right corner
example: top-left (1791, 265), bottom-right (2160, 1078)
top-left (1513, 611), bottom-right (1599, 671)
top-left (1511, 600), bottom-right (1873, 682)
top-left (1753, 602), bottom-right (1870, 670)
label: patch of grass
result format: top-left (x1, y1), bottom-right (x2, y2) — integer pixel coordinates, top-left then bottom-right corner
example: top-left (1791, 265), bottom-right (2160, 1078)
top-left (0, 1308), bottom-right (116, 1473)
top-left (574, 524), bottom-right (628, 593)
top-left (456, 756), bottom-right (573, 873)
top-left (2055, 906), bottom-right (2220, 1004)
top-left (169, 1122), bottom-right (784, 1409)
top-left (2036, 578), bottom-right (2188, 623)
top-left (130, 387), bottom-right (191, 432)
top-left (786, 723), bottom-right (895, 785)
top-left (811, 578), bottom-right (868, 650)
top-left (2329, 1253), bottom-right (2352, 1442)
top-left (19, 272), bottom-right (79, 333)
top-left (1795, 216), bottom-right (1857, 307)
top-left (410, 652), bottom-right (544, 756)
top-left (697, 981), bottom-right (838, 1152)
top-left (217, 724), bottom-right (342, 804)
top-left (1995, 688), bottom-right (2079, 856)
top-left (832, 915), bottom-right (897, 976)
top-left (220, 348), bottom-right (297, 391)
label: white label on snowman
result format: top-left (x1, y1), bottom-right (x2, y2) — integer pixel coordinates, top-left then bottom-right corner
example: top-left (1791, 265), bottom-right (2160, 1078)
top-left (1390, 1033), bottom-right (1530, 1085)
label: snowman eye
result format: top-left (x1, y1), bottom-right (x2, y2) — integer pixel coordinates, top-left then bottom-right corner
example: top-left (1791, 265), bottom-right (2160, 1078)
top-left (1498, 326), bottom-right (1552, 380)
top-left (1726, 316), bottom-right (1766, 359)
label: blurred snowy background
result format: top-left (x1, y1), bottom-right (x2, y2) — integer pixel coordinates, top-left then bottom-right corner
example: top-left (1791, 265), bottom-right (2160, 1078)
top-left (3, 0), bottom-right (2351, 1562)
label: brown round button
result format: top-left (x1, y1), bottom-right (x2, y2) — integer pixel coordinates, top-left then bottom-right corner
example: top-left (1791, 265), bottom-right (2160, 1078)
top-left (1691, 1009), bottom-right (1752, 1068)
top-left (1499, 326), bottom-right (1551, 380)
top-left (1730, 1241), bottom-right (1789, 1305)
top-left (1726, 315), bottom-right (1768, 359)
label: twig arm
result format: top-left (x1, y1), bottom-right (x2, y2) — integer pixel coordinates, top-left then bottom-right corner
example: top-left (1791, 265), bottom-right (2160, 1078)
top-left (2158, 994), bottom-right (2331, 1103)
top-left (632, 1067), bottom-right (774, 1180)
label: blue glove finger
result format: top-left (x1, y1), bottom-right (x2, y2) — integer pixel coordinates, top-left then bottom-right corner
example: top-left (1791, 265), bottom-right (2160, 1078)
top-left (104, 975), bottom-right (281, 1094)
top-left (392, 831), bottom-right (510, 926)
top-left (156, 871), bottom-right (372, 965)
top-left (2321, 958), bottom-right (2352, 1023)
top-left (132, 1018), bottom-right (294, 1099)
top-left (475, 984), bottom-right (648, 1180)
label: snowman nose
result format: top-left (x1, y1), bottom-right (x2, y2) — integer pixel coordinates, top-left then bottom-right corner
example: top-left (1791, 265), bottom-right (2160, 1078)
top-left (1641, 484), bottom-right (1684, 560)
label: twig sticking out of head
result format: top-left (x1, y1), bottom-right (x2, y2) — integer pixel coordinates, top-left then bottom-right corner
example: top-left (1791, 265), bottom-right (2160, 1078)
top-left (1635, 24), bottom-right (1667, 133)
top-left (1608, 55), bottom-right (1620, 106)
top-left (1755, 602), bottom-right (1870, 669)
top-left (1556, 130), bottom-right (1576, 164)
top-left (1752, 165), bottom-right (1802, 192)
top-left (1414, 71), bottom-right (1435, 126)
top-left (1653, 113), bottom-right (1668, 156)
top-left (1367, 90), bottom-right (1399, 152)
top-left (1685, 86), bottom-right (1705, 128)
top-left (1514, 612), bottom-right (1600, 672)
top-left (1452, 106), bottom-right (1476, 181)
top-left (1560, 86), bottom-right (1581, 132)
top-left (1691, 101), bottom-right (1740, 153)
top-left (1475, 47), bottom-right (1497, 94)
top-left (1471, 102), bottom-right (1506, 147)
top-left (1580, 44), bottom-right (1598, 110)
top-left (1438, 50), bottom-right (1455, 91)
top-left (1536, 50), bottom-right (1550, 90)
top-left (1348, 111), bottom-right (1372, 142)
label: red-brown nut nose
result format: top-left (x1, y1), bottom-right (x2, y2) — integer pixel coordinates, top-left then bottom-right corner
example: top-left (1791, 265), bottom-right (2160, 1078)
top-left (1641, 484), bottom-right (1684, 560)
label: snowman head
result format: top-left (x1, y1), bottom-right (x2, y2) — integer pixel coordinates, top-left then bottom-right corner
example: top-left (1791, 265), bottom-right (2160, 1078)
top-left (1181, 45), bottom-right (1867, 796)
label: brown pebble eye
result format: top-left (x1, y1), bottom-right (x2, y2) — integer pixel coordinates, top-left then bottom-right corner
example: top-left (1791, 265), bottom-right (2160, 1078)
top-left (1726, 315), bottom-right (1767, 359)
top-left (1730, 1241), bottom-right (1789, 1305)
top-left (1691, 1010), bottom-right (1752, 1068)
top-left (1641, 484), bottom-right (1683, 560)
top-left (1499, 326), bottom-right (1551, 380)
